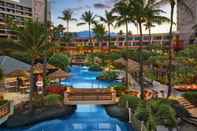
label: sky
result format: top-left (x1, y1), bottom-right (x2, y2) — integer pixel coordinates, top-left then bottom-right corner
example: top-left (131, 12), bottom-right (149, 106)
top-left (51, 0), bottom-right (177, 34)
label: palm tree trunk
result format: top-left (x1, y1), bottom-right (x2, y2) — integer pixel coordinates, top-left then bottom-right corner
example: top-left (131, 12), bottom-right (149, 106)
top-left (167, 2), bottom-right (175, 98)
top-left (67, 20), bottom-right (69, 33)
top-left (149, 27), bottom-right (152, 45)
top-left (89, 23), bottom-right (94, 64)
top-left (43, 0), bottom-right (48, 95)
top-left (108, 24), bottom-right (111, 53)
top-left (125, 20), bottom-right (129, 89)
top-left (29, 58), bottom-right (35, 112)
top-left (139, 22), bottom-right (144, 100)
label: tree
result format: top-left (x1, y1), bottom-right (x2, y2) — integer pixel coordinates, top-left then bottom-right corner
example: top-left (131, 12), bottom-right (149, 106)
top-left (0, 67), bottom-right (3, 80)
top-left (99, 10), bottom-right (116, 52)
top-left (92, 23), bottom-right (106, 48)
top-left (0, 21), bottom-right (49, 112)
top-left (49, 53), bottom-right (70, 70)
top-left (112, 0), bottom-right (135, 89)
top-left (156, 0), bottom-right (193, 98)
top-left (77, 10), bottom-right (96, 48)
top-left (59, 9), bottom-right (76, 33)
top-left (135, 100), bottom-right (177, 131)
top-left (144, 7), bottom-right (170, 44)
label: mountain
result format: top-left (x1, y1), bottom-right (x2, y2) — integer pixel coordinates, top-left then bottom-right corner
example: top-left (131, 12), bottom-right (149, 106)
top-left (74, 31), bottom-right (117, 39)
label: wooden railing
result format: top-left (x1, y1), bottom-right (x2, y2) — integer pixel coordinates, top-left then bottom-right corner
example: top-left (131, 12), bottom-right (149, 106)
top-left (64, 88), bottom-right (117, 105)
top-left (0, 101), bottom-right (10, 118)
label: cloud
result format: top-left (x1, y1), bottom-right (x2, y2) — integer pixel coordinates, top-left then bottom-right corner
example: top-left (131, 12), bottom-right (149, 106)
top-left (94, 3), bottom-right (111, 9)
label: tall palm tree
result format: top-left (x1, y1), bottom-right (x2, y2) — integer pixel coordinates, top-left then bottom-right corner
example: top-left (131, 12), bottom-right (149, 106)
top-left (92, 23), bottom-right (106, 48)
top-left (112, 0), bottom-right (135, 89)
top-left (77, 10), bottom-right (96, 48)
top-left (156, 0), bottom-right (193, 98)
top-left (144, 8), bottom-right (170, 44)
top-left (0, 21), bottom-right (49, 112)
top-left (0, 67), bottom-right (3, 80)
top-left (59, 9), bottom-right (76, 33)
top-left (99, 10), bottom-right (116, 53)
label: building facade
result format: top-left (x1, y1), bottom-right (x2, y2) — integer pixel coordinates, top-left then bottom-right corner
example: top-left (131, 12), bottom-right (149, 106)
top-left (177, 0), bottom-right (197, 44)
top-left (0, 0), bottom-right (51, 39)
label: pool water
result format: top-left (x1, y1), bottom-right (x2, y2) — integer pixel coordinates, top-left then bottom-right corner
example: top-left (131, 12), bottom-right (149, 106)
top-left (0, 66), bottom-right (134, 131)
top-left (61, 65), bottom-right (118, 88)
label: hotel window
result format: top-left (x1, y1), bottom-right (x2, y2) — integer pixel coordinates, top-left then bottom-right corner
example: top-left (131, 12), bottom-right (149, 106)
top-left (16, 10), bottom-right (23, 15)
top-left (0, 7), bottom-right (4, 11)
top-left (154, 36), bottom-right (162, 40)
top-left (0, 13), bottom-right (4, 20)
top-left (23, 7), bottom-right (31, 12)
top-left (7, 8), bottom-right (15, 13)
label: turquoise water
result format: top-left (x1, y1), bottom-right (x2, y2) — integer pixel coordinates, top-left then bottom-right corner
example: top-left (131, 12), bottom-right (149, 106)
top-left (61, 65), bottom-right (118, 88)
top-left (0, 66), bottom-right (134, 131)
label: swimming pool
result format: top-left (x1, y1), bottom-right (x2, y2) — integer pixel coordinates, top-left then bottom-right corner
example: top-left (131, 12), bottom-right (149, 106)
top-left (61, 65), bottom-right (118, 88)
top-left (0, 65), bottom-right (134, 131)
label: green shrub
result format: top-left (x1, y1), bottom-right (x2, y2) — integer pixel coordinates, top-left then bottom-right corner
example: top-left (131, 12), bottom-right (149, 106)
top-left (45, 94), bottom-right (64, 106)
top-left (182, 91), bottom-right (197, 106)
top-left (49, 53), bottom-right (69, 70)
top-left (32, 95), bottom-right (45, 108)
top-left (111, 83), bottom-right (126, 90)
top-left (119, 95), bottom-right (142, 110)
top-left (98, 71), bottom-right (118, 81)
top-left (88, 64), bottom-right (102, 71)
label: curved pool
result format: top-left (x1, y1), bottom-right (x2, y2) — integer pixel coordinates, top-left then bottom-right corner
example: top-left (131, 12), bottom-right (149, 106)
top-left (61, 65), bottom-right (118, 88)
top-left (0, 65), bottom-right (134, 131)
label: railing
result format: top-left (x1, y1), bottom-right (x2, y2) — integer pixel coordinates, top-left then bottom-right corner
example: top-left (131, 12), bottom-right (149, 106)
top-left (64, 88), bottom-right (117, 105)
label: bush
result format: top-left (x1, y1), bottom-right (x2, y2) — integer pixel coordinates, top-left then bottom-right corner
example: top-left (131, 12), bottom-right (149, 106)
top-left (88, 64), bottom-right (102, 71)
top-left (182, 91), bottom-right (197, 106)
top-left (45, 94), bottom-right (64, 106)
top-left (97, 71), bottom-right (118, 81)
top-left (49, 53), bottom-right (69, 70)
top-left (111, 83), bottom-right (127, 96)
top-left (119, 95), bottom-right (142, 110)
top-left (32, 95), bottom-right (45, 108)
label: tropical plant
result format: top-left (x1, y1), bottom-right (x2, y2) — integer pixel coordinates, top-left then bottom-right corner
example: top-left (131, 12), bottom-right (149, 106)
top-left (45, 94), bottom-right (64, 106)
top-left (0, 21), bottom-right (49, 112)
top-left (92, 23), bottom-right (106, 48)
top-left (49, 53), bottom-right (70, 70)
top-left (59, 9), bottom-right (76, 33)
top-left (155, 0), bottom-right (193, 98)
top-left (0, 67), bottom-right (3, 80)
top-left (119, 95), bottom-right (142, 110)
top-left (99, 10), bottom-right (116, 52)
top-left (135, 100), bottom-right (177, 131)
top-left (78, 10), bottom-right (96, 64)
top-left (112, 0), bottom-right (135, 89)
top-left (97, 71), bottom-right (118, 81)
top-left (182, 91), bottom-right (197, 106)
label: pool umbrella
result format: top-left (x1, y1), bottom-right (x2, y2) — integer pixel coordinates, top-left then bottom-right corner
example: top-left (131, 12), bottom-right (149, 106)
top-left (6, 69), bottom-right (30, 78)
top-left (33, 63), bottom-right (57, 71)
top-left (6, 69), bottom-right (30, 91)
top-left (48, 69), bottom-right (70, 85)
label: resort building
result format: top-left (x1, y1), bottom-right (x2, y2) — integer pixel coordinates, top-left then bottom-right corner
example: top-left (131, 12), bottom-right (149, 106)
top-left (0, 0), bottom-right (51, 39)
top-left (177, 0), bottom-right (197, 44)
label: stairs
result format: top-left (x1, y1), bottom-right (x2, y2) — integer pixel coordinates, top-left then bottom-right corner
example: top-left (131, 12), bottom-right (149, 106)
top-left (177, 97), bottom-right (196, 109)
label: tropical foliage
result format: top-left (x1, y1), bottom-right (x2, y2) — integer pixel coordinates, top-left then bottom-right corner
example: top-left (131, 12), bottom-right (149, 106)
top-left (182, 91), bottom-right (197, 106)
top-left (49, 53), bottom-right (70, 70)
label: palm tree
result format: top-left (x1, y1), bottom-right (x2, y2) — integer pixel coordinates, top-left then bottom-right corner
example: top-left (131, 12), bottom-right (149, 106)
top-left (112, 0), bottom-right (135, 89)
top-left (0, 21), bottom-right (49, 112)
top-left (59, 9), bottom-right (76, 33)
top-left (99, 10), bottom-right (116, 52)
top-left (92, 23), bottom-right (106, 48)
top-left (144, 8), bottom-right (171, 44)
top-left (156, 0), bottom-right (193, 98)
top-left (0, 67), bottom-right (3, 80)
top-left (77, 10), bottom-right (96, 48)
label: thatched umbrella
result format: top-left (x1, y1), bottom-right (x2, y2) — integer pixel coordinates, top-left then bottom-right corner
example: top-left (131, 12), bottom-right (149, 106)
top-left (34, 63), bottom-right (57, 71)
top-left (6, 69), bottom-right (30, 78)
top-left (48, 69), bottom-right (70, 85)
top-left (6, 69), bottom-right (30, 91)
